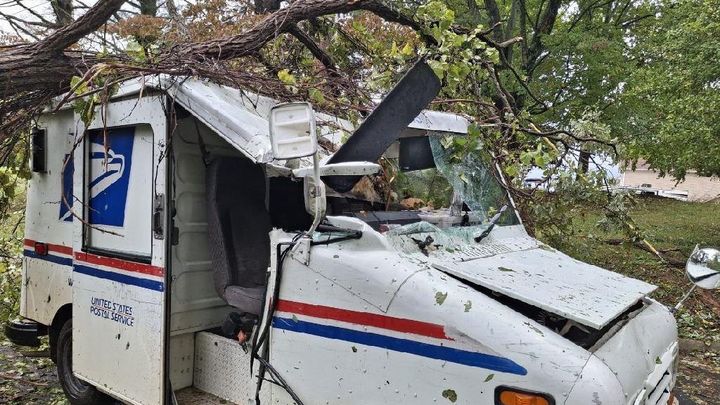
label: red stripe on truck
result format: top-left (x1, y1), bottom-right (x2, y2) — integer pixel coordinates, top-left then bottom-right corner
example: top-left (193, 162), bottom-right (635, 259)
top-left (74, 252), bottom-right (164, 277)
top-left (23, 239), bottom-right (73, 256)
top-left (24, 238), bottom-right (163, 278)
top-left (276, 300), bottom-right (452, 341)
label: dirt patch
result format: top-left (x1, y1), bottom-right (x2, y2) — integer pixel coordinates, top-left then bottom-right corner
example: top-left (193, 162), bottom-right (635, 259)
top-left (677, 350), bottom-right (720, 404)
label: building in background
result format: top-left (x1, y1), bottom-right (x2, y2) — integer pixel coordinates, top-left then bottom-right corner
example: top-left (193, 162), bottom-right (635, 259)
top-left (620, 160), bottom-right (720, 202)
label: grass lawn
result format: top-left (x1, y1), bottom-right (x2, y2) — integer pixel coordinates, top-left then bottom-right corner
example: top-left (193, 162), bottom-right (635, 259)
top-left (543, 197), bottom-right (720, 403)
top-left (545, 197), bottom-right (720, 342)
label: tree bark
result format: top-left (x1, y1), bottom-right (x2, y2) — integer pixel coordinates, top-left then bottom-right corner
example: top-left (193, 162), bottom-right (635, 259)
top-left (33, 0), bottom-right (126, 54)
top-left (527, 0), bottom-right (562, 71)
top-left (286, 24), bottom-right (338, 74)
top-left (579, 150), bottom-right (591, 173)
top-left (51, 0), bottom-right (73, 26)
top-left (0, 0), bottom-right (126, 97)
top-left (483, 0), bottom-right (504, 42)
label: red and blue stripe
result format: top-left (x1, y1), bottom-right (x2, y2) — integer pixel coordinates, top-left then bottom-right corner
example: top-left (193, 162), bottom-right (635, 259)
top-left (23, 239), bottom-right (164, 292)
top-left (273, 300), bottom-right (527, 376)
top-left (25, 240), bottom-right (527, 375)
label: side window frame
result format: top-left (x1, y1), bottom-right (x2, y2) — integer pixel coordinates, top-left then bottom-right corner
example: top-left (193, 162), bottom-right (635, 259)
top-left (81, 125), bottom-right (154, 263)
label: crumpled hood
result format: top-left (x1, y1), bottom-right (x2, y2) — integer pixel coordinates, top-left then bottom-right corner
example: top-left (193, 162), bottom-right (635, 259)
top-left (430, 242), bottom-right (656, 329)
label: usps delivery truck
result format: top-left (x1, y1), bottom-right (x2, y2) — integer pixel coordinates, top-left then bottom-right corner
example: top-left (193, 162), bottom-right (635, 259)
top-left (6, 61), bottom-right (720, 405)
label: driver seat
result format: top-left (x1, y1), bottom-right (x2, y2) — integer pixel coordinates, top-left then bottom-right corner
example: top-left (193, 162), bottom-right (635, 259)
top-left (206, 156), bottom-right (270, 315)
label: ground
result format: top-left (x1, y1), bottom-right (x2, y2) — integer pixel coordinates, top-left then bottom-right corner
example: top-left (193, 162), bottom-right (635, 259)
top-left (0, 340), bottom-right (65, 404)
top-left (0, 197), bottom-right (718, 404)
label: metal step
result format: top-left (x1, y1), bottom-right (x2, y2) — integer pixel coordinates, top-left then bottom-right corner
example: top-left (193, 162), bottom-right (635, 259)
top-left (175, 387), bottom-right (228, 405)
top-left (191, 331), bottom-right (270, 404)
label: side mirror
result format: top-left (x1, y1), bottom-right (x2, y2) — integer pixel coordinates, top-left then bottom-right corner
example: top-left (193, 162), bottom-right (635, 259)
top-left (268, 102), bottom-right (317, 160)
top-left (686, 245), bottom-right (720, 289)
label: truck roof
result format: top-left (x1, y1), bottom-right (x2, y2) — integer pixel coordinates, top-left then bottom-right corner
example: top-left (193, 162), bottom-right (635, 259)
top-left (55, 76), bottom-right (469, 166)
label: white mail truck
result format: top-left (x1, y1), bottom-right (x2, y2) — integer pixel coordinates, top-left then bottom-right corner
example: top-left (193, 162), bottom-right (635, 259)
top-left (6, 61), bottom-right (720, 405)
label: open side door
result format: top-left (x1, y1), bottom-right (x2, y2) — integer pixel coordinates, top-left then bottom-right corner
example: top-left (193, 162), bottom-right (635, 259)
top-left (71, 97), bottom-right (169, 405)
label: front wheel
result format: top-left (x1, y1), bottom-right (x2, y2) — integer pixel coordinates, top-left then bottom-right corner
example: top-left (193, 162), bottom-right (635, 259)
top-left (56, 319), bottom-right (112, 405)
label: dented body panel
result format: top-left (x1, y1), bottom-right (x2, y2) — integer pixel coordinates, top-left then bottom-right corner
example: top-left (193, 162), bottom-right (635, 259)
top-left (270, 227), bottom-right (589, 404)
top-left (426, 226), bottom-right (657, 329)
top-left (268, 218), bottom-right (679, 404)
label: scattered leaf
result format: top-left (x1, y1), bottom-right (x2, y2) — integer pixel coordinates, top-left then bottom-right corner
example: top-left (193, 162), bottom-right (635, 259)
top-left (435, 291), bottom-right (448, 305)
top-left (442, 389), bottom-right (457, 403)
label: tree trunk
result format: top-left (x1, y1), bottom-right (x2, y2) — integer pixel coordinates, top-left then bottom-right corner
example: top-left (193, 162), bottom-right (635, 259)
top-left (0, 0), bottom-right (412, 110)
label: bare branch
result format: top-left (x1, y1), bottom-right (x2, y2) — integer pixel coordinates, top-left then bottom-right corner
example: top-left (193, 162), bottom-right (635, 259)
top-left (33, 0), bottom-right (126, 53)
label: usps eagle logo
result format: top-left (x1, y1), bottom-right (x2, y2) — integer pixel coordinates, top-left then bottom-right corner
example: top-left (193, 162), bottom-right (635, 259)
top-left (59, 128), bottom-right (135, 226)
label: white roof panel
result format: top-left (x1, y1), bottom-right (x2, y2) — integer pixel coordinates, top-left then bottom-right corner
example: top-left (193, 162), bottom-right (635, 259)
top-left (71, 76), bottom-right (471, 163)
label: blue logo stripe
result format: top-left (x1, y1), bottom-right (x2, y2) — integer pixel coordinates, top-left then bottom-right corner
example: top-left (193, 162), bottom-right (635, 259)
top-left (273, 316), bottom-right (527, 375)
top-left (24, 249), bottom-right (73, 267)
top-left (73, 264), bottom-right (164, 292)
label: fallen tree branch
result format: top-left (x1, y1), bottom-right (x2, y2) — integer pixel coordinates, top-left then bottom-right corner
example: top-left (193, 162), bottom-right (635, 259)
top-left (33, 0), bottom-right (127, 54)
top-left (603, 238), bottom-right (686, 267)
top-left (286, 23), bottom-right (338, 76)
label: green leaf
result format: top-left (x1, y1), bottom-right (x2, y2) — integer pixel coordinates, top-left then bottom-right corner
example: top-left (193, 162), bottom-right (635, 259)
top-left (441, 389), bottom-right (457, 403)
top-left (435, 291), bottom-right (448, 305)
top-left (401, 42), bottom-right (414, 56)
top-left (309, 88), bottom-right (325, 104)
top-left (70, 76), bottom-right (88, 96)
top-left (277, 69), bottom-right (297, 86)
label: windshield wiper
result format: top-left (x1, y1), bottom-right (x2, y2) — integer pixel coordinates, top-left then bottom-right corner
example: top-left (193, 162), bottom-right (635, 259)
top-left (474, 204), bottom-right (509, 243)
top-left (312, 223), bottom-right (363, 245)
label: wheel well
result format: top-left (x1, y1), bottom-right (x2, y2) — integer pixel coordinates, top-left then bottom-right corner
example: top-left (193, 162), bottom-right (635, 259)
top-left (49, 304), bottom-right (72, 363)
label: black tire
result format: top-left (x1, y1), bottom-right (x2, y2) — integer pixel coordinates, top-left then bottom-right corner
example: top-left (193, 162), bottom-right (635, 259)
top-left (56, 319), bottom-right (113, 405)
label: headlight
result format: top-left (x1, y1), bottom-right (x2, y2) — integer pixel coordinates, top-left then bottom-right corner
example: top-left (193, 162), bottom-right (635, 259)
top-left (495, 387), bottom-right (554, 405)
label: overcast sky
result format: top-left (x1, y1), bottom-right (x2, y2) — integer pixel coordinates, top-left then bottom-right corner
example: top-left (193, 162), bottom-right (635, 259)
top-left (0, 1), bottom-right (187, 38)
top-left (0, 1), bottom-right (53, 35)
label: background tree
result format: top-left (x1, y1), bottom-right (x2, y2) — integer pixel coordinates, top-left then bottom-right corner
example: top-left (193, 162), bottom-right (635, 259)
top-left (615, 1), bottom-right (720, 179)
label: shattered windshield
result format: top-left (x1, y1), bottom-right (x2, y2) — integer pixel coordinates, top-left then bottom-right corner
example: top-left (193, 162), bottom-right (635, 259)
top-left (336, 131), bottom-right (519, 237)
top-left (427, 135), bottom-right (515, 223)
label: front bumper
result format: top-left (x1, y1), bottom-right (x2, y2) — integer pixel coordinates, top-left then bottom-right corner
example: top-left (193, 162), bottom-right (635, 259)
top-left (3, 318), bottom-right (44, 347)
